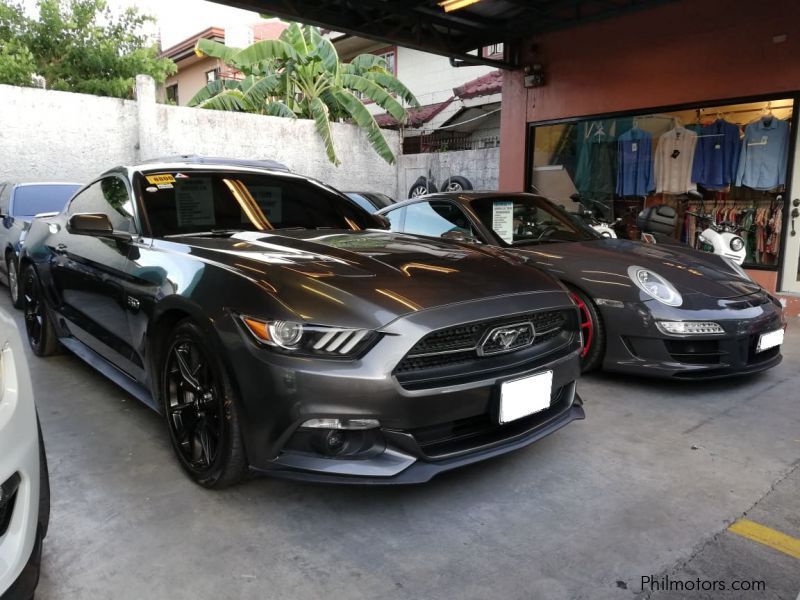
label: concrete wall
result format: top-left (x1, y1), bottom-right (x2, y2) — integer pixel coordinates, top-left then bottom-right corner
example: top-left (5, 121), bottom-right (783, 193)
top-left (397, 147), bottom-right (499, 199)
top-left (0, 77), bottom-right (400, 197)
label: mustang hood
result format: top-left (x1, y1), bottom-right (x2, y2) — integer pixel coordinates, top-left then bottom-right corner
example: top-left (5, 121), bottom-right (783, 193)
top-left (169, 230), bottom-right (565, 326)
top-left (514, 238), bottom-right (762, 300)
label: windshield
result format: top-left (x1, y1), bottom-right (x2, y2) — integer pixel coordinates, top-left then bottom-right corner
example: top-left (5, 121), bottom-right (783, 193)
top-left (12, 184), bottom-right (80, 217)
top-left (137, 171), bottom-right (381, 238)
top-left (470, 195), bottom-right (599, 246)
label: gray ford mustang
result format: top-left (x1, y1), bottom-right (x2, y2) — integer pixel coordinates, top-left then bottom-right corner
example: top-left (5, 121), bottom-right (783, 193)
top-left (19, 158), bottom-right (584, 487)
top-left (378, 192), bottom-right (786, 379)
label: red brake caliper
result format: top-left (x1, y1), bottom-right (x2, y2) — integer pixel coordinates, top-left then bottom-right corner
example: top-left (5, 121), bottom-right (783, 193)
top-left (570, 292), bottom-right (593, 358)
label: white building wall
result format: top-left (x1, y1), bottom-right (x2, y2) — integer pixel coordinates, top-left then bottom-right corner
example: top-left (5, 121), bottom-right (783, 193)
top-left (0, 79), bottom-right (400, 197)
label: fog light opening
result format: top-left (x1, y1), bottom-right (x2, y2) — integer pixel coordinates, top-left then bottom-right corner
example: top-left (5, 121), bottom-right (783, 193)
top-left (656, 321), bottom-right (725, 335)
top-left (302, 418), bottom-right (380, 430)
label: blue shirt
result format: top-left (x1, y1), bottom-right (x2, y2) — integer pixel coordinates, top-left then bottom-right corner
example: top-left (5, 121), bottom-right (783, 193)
top-left (691, 119), bottom-right (741, 189)
top-left (616, 127), bottom-right (654, 197)
top-left (735, 117), bottom-right (790, 190)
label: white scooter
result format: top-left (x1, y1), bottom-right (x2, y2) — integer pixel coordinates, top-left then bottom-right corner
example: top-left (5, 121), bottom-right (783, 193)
top-left (685, 210), bottom-right (750, 265)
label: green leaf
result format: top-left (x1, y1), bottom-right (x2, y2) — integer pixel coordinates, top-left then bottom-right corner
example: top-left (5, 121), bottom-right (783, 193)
top-left (195, 89), bottom-right (253, 112)
top-left (187, 78), bottom-right (241, 107)
top-left (309, 96), bottom-right (339, 165)
top-left (340, 73), bottom-right (407, 123)
top-left (195, 38), bottom-right (240, 64)
top-left (308, 28), bottom-right (339, 75)
top-left (334, 89), bottom-right (396, 165)
top-left (280, 22), bottom-right (309, 57)
top-left (242, 73), bottom-right (281, 108)
top-left (232, 39), bottom-right (300, 69)
top-left (363, 71), bottom-right (420, 107)
top-left (350, 53), bottom-right (388, 71)
top-left (264, 100), bottom-right (296, 118)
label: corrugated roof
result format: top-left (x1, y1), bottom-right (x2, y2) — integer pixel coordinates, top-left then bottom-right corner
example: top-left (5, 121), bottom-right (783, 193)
top-left (453, 70), bottom-right (502, 100)
top-left (375, 98), bottom-right (454, 129)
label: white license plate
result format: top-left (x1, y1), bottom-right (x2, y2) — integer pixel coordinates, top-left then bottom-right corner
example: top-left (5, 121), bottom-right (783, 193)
top-left (757, 328), bottom-right (784, 353)
top-left (499, 370), bottom-right (553, 424)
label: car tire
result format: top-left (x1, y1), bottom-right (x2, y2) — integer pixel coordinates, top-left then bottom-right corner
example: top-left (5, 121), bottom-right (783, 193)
top-left (37, 417), bottom-right (51, 539)
top-left (22, 265), bottom-right (60, 357)
top-left (408, 177), bottom-right (437, 198)
top-left (442, 176), bottom-right (473, 192)
top-left (566, 284), bottom-right (605, 373)
top-left (6, 254), bottom-right (23, 309)
top-left (161, 319), bottom-right (248, 489)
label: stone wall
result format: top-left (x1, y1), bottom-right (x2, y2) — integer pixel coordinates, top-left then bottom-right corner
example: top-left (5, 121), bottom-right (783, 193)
top-left (0, 76), bottom-right (401, 196)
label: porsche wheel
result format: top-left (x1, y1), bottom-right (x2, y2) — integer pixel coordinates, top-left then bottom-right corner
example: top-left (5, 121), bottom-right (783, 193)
top-left (162, 320), bottom-right (247, 489)
top-left (568, 286), bottom-right (604, 373)
top-left (6, 254), bottom-right (23, 309)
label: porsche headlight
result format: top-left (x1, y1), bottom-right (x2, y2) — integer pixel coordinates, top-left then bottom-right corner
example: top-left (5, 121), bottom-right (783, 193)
top-left (723, 257), bottom-right (753, 281)
top-left (239, 316), bottom-right (377, 358)
top-left (729, 236), bottom-right (745, 252)
top-left (627, 266), bottom-right (683, 307)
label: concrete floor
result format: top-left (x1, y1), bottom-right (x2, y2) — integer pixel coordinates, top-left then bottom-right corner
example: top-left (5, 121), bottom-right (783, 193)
top-left (3, 292), bottom-right (798, 600)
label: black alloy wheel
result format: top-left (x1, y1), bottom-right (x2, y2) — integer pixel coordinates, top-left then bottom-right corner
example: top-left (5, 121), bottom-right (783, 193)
top-left (408, 177), bottom-right (437, 198)
top-left (567, 285), bottom-right (605, 373)
top-left (6, 255), bottom-right (22, 309)
top-left (22, 265), bottom-right (59, 356)
top-left (162, 320), bottom-right (246, 488)
top-left (442, 176), bottom-right (473, 192)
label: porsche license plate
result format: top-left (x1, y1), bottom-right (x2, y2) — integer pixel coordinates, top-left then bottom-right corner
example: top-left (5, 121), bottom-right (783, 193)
top-left (499, 371), bottom-right (553, 424)
top-left (756, 329), bottom-right (784, 353)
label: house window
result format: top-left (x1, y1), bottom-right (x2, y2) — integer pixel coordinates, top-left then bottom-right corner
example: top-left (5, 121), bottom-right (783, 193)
top-left (377, 49), bottom-right (396, 75)
top-left (166, 84), bottom-right (178, 105)
top-left (206, 68), bottom-right (220, 83)
top-left (485, 43), bottom-right (504, 58)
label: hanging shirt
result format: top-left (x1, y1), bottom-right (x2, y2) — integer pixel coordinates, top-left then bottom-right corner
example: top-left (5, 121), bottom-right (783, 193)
top-left (616, 127), bottom-right (654, 197)
top-left (691, 119), bottom-right (741, 190)
top-left (735, 116), bottom-right (790, 190)
top-left (654, 126), bottom-right (698, 194)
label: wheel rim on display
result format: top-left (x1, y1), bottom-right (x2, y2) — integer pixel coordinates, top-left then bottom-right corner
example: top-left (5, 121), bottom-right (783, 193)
top-left (165, 339), bottom-right (224, 473)
top-left (446, 182), bottom-right (463, 192)
top-left (570, 292), bottom-right (593, 359)
top-left (8, 260), bottom-right (18, 304)
top-left (23, 272), bottom-right (43, 346)
top-left (411, 186), bottom-right (428, 197)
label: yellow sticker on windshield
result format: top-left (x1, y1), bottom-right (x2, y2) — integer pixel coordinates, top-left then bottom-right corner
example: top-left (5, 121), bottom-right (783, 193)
top-left (145, 174), bottom-right (176, 185)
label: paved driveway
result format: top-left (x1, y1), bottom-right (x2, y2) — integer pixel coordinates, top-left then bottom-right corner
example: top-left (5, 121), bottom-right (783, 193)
top-left (3, 292), bottom-right (797, 600)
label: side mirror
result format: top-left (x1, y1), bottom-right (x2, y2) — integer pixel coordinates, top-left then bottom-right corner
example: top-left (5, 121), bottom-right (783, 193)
top-left (67, 213), bottom-right (115, 237)
top-left (441, 230), bottom-right (474, 243)
top-left (373, 214), bottom-right (391, 230)
top-left (569, 193), bottom-right (582, 203)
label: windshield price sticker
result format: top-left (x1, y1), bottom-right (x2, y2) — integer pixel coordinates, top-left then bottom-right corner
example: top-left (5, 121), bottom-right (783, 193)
top-left (175, 177), bottom-right (215, 227)
top-left (493, 201), bottom-right (514, 244)
top-left (247, 185), bottom-right (283, 224)
top-left (145, 173), bottom-right (176, 185)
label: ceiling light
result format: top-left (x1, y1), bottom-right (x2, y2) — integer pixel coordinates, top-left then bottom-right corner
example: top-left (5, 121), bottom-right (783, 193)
top-left (439, 0), bottom-right (481, 13)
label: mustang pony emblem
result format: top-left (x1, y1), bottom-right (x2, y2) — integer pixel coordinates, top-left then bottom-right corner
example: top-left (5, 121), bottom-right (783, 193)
top-left (478, 322), bottom-right (536, 356)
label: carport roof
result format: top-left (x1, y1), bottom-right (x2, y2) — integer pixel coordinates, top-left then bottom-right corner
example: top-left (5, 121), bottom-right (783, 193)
top-left (211, 0), bottom-right (675, 68)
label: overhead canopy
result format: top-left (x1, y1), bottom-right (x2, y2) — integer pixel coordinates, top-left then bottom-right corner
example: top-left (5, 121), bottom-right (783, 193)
top-left (213, 0), bottom-right (674, 68)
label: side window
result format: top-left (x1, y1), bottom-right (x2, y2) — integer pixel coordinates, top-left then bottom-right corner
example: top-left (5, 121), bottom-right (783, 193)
top-left (384, 206), bottom-right (406, 232)
top-left (403, 201), bottom-right (476, 238)
top-left (69, 177), bottom-right (136, 233)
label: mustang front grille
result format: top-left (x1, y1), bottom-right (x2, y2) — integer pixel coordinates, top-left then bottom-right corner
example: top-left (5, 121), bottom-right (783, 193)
top-left (394, 309), bottom-right (576, 388)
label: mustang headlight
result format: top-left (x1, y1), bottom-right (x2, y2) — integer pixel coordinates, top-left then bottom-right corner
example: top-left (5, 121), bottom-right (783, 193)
top-left (627, 266), bottom-right (683, 307)
top-left (240, 316), bottom-right (377, 358)
top-left (729, 236), bottom-right (745, 252)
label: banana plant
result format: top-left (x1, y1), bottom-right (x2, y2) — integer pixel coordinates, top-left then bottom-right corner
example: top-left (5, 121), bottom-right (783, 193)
top-left (189, 22), bottom-right (419, 165)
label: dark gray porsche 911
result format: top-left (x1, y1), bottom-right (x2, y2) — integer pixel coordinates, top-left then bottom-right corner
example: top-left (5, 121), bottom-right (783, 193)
top-left (378, 192), bottom-right (786, 379)
top-left (19, 158), bottom-right (584, 487)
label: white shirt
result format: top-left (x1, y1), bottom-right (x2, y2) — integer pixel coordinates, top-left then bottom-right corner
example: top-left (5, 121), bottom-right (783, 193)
top-left (655, 127), bottom-right (698, 194)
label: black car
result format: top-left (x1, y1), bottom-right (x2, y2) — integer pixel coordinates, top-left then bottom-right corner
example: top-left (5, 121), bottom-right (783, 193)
top-left (343, 191), bottom-right (395, 213)
top-left (19, 159), bottom-right (584, 487)
top-left (378, 192), bottom-right (786, 379)
top-left (0, 182), bottom-right (81, 307)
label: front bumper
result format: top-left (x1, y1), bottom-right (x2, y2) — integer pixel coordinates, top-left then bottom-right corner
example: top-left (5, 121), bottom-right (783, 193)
top-left (0, 312), bottom-right (43, 598)
top-left (220, 291), bottom-right (584, 482)
top-left (598, 292), bottom-right (785, 379)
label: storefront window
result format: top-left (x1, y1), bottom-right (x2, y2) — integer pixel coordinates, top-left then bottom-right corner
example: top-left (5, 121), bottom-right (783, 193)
top-left (530, 99), bottom-right (794, 268)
